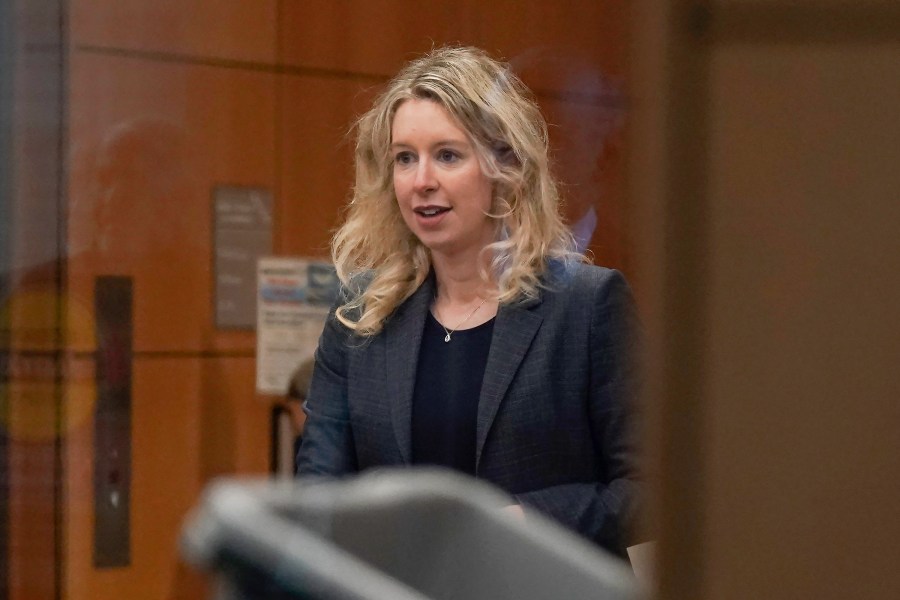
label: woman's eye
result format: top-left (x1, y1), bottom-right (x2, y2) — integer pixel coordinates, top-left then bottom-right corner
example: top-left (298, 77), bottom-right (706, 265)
top-left (437, 149), bottom-right (459, 163)
top-left (394, 151), bottom-right (414, 165)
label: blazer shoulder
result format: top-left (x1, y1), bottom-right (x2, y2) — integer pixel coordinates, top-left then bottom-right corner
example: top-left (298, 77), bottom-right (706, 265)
top-left (545, 260), bottom-right (628, 298)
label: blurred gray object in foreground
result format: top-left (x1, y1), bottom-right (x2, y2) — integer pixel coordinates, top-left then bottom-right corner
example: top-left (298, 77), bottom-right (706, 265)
top-left (180, 469), bottom-right (640, 600)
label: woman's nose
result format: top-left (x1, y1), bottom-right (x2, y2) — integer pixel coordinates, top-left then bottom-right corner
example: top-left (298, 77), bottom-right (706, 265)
top-left (412, 159), bottom-right (438, 194)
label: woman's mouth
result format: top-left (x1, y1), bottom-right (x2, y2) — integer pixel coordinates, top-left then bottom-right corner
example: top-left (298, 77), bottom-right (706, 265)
top-left (414, 206), bottom-right (451, 217)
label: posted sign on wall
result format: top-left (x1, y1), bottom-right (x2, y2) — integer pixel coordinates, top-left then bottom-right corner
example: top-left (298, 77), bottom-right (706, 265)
top-left (214, 187), bottom-right (273, 329)
top-left (255, 257), bottom-right (339, 395)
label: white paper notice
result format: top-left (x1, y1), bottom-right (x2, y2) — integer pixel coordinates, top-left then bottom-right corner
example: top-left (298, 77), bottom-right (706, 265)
top-left (255, 257), bottom-right (339, 395)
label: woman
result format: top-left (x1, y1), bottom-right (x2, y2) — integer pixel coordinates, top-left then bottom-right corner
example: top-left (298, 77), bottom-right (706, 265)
top-left (297, 46), bottom-right (640, 556)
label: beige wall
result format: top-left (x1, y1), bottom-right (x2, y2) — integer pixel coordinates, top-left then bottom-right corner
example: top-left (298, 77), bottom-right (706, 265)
top-left (632, 2), bottom-right (900, 599)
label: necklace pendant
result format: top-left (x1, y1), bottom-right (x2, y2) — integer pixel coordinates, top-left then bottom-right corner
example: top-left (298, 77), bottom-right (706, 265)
top-left (444, 333), bottom-right (451, 342)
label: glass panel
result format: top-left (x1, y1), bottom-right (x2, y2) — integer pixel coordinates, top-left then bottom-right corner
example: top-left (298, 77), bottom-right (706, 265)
top-left (2, 2), bottom-right (636, 598)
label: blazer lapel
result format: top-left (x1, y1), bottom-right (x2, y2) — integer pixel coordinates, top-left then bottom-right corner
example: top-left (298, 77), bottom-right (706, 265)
top-left (475, 295), bottom-right (543, 468)
top-left (385, 276), bottom-right (435, 464)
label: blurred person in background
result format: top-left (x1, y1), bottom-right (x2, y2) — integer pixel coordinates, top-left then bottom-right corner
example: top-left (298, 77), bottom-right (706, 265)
top-left (297, 46), bottom-right (640, 557)
top-left (511, 47), bottom-right (627, 259)
top-left (280, 357), bottom-right (315, 472)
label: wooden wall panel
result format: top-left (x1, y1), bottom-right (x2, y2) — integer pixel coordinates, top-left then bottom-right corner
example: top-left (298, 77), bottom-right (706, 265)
top-left (63, 358), bottom-right (196, 600)
top-left (473, 1), bottom-right (629, 81)
top-left (70, 0), bottom-right (278, 63)
top-left (67, 52), bottom-right (276, 353)
top-left (280, 0), bottom-right (474, 76)
top-left (196, 357), bottom-right (270, 478)
top-left (278, 76), bottom-right (380, 257)
top-left (63, 356), bottom-right (263, 600)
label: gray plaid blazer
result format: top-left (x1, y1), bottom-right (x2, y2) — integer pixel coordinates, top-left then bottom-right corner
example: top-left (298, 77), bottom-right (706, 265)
top-left (298, 261), bottom-right (640, 554)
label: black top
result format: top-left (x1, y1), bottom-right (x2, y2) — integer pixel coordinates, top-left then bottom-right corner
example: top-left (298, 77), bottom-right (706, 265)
top-left (411, 311), bottom-right (495, 475)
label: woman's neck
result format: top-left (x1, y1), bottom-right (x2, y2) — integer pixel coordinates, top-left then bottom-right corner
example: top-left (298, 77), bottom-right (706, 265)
top-left (431, 252), bottom-right (492, 304)
top-left (430, 252), bottom-right (500, 331)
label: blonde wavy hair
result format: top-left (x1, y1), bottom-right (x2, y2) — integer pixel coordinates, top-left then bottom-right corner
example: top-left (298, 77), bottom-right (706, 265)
top-left (333, 46), bottom-right (579, 336)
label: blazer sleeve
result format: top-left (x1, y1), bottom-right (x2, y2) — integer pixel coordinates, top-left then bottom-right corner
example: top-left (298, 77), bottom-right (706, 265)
top-left (513, 269), bottom-right (642, 556)
top-left (295, 306), bottom-right (359, 476)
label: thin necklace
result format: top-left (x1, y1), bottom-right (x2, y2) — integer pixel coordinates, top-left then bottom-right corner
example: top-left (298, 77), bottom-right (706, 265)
top-left (434, 296), bottom-right (489, 343)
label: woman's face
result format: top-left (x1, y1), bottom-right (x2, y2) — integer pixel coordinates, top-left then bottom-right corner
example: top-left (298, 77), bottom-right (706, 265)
top-left (391, 98), bottom-right (495, 260)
